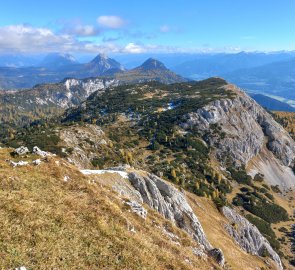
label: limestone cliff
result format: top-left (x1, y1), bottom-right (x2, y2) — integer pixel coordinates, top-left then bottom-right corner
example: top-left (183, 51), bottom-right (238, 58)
top-left (181, 83), bottom-right (295, 188)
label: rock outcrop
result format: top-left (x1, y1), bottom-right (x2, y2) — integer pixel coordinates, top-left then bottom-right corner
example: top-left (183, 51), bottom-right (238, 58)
top-left (182, 83), bottom-right (295, 187)
top-left (82, 167), bottom-right (225, 265)
top-left (59, 124), bottom-right (108, 168)
top-left (102, 169), bottom-right (224, 266)
top-left (63, 77), bottom-right (119, 106)
top-left (182, 84), bottom-right (295, 167)
top-left (127, 172), bottom-right (213, 251)
top-left (222, 206), bottom-right (283, 270)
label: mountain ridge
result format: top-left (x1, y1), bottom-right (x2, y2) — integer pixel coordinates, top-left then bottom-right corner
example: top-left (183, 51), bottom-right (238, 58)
top-left (0, 53), bottom-right (125, 89)
top-left (0, 56), bottom-right (185, 90)
top-left (2, 77), bottom-right (295, 268)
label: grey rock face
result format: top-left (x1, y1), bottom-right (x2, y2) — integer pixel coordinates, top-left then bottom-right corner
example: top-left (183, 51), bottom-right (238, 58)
top-left (129, 172), bottom-right (212, 250)
top-left (222, 206), bottom-right (283, 270)
top-left (127, 171), bottom-right (225, 266)
top-left (128, 172), bottom-right (212, 250)
top-left (63, 78), bottom-right (119, 108)
top-left (182, 85), bottom-right (295, 167)
top-left (192, 247), bottom-right (207, 258)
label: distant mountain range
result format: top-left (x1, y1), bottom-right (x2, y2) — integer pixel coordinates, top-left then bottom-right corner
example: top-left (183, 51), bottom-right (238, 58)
top-left (0, 54), bottom-right (185, 89)
top-left (222, 58), bottom-right (295, 101)
top-left (166, 51), bottom-right (295, 106)
top-left (0, 53), bottom-right (125, 89)
top-left (171, 51), bottom-right (295, 80)
top-left (0, 58), bottom-right (186, 131)
top-left (250, 93), bottom-right (295, 112)
top-left (1, 51), bottom-right (295, 111)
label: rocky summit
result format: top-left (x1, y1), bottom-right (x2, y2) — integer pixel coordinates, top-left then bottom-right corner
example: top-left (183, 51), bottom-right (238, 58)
top-left (136, 58), bottom-right (168, 71)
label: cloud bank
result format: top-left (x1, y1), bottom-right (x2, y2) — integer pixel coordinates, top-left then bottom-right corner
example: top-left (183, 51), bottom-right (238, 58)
top-left (0, 17), bottom-right (242, 55)
top-left (0, 24), bottom-right (176, 54)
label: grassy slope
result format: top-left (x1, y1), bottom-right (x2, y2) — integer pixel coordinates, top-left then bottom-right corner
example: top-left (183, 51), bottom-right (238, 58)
top-left (273, 111), bottom-right (295, 140)
top-left (0, 148), bottom-right (220, 270)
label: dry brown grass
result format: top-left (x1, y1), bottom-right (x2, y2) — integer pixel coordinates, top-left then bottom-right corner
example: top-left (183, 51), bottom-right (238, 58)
top-left (0, 148), bottom-right (219, 270)
top-left (273, 111), bottom-right (295, 139)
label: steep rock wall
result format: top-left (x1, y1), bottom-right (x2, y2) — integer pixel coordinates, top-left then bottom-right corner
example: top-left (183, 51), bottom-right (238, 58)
top-left (181, 83), bottom-right (295, 187)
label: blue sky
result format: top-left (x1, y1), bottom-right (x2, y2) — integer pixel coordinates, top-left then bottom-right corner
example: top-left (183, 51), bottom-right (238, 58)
top-left (1, 0), bottom-right (295, 55)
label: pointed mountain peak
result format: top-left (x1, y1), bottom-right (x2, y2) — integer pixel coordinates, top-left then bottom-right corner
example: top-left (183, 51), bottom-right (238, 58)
top-left (85, 53), bottom-right (124, 75)
top-left (90, 53), bottom-right (108, 63)
top-left (138, 58), bottom-right (167, 70)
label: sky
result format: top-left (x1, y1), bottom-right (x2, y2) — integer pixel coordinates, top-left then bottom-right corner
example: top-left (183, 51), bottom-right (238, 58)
top-left (1, 0), bottom-right (295, 55)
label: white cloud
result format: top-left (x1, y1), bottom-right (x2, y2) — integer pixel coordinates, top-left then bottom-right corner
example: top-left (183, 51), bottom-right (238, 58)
top-left (0, 24), bottom-right (156, 55)
top-left (0, 24), bottom-right (107, 54)
top-left (97, 16), bottom-right (126, 29)
top-left (123, 43), bottom-right (146, 53)
top-left (0, 24), bottom-right (248, 55)
top-left (0, 25), bottom-right (72, 53)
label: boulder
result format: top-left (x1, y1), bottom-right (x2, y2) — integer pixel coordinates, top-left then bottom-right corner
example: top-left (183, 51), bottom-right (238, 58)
top-left (13, 146), bottom-right (29, 156)
top-left (208, 248), bottom-right (225, 267)
top-left (33, 146), bottom-right (51, 157)
top-left (32, 159), bottom-right (42, 166)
